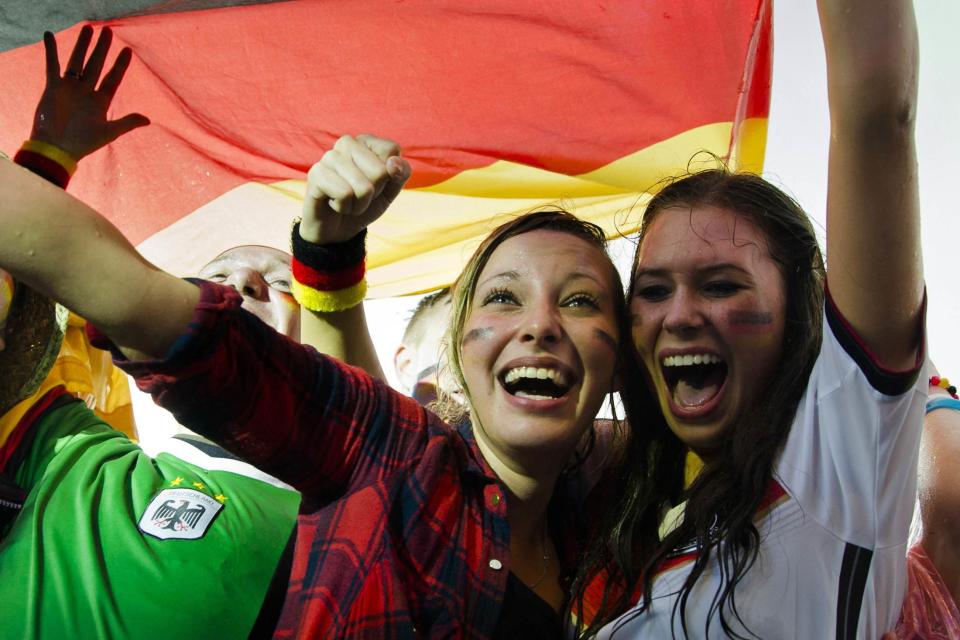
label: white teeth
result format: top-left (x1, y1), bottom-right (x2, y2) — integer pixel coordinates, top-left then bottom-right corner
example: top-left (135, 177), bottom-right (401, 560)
top-left (661, 353), bottom-right (723, 367)
top-left (503, 366), bottom-right (568, 387)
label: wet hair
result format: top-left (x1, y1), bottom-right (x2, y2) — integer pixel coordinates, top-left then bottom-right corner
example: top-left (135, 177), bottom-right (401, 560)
top-left (432, 208), bottom-right (640, 433)
top-left (401, 287), bottom-right (451, 347)
top-left (572, 169), bottom-right (825, 639)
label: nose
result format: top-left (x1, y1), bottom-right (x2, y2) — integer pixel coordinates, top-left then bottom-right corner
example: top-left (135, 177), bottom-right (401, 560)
top-left (519, 299), bottom-right (563, 346)
top-left (663, 288), bottom-right (705, 336)
top-left (225, 267), bottom-right (269, 300)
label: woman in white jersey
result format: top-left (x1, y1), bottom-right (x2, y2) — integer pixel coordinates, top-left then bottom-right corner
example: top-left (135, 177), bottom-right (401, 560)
top-left (571, 0), bottom-right (926, 638)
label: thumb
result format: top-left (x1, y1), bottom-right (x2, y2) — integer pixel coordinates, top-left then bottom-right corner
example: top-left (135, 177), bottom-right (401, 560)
top-left (106, 113), bottom-right (151, 142)
top-left (378, 156), bottom-right (410, 208)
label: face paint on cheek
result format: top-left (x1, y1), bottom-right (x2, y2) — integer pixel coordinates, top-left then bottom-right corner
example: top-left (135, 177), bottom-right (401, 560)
top-left (592, 327), bottom-right (618, 354)
top-left (462, 327), bottom-right (494, 344)
top-left (727, 310), bottom-right (774, 333)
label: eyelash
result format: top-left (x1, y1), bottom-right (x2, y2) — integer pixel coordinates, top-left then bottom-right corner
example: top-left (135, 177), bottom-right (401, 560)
top-left (703, 281), bottom-right (744, 297)
top-left (634, 281), bottom-right (745, 301)
top-left (269, 280), bottom-right (291, 291)
top-left (481, 288), bottom-right (600, 309)
top-left (635, 285), bottom-right (670, 302)
top-left (482, 287), bottom-right (518, 306)
top-left (563, 293), bottom-right (600, 309)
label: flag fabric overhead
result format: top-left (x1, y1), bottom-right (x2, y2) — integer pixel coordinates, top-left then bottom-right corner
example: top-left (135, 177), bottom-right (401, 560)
top-left (0, 0), bottom-right (772, 297)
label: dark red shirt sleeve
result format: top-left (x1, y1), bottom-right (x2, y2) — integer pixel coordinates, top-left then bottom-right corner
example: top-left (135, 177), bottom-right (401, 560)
top-left (90, 280), bottom-right (431, 500)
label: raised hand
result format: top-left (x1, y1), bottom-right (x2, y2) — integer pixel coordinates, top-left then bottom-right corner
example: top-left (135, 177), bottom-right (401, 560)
top-left (31, 25), bottom-right (150, 160)
top-left (299, 134), bottom-right (411, 245)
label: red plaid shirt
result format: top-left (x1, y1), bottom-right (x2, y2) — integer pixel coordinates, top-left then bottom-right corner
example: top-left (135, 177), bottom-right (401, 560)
top-left (93, 282), bottom-right (571, 638)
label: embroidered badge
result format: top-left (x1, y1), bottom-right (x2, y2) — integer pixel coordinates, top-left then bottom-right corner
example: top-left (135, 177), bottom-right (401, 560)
top-left (138, 488), bottom-right (224, 540)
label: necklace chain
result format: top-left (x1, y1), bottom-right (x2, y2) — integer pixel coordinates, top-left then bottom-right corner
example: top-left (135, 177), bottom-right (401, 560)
top-left (524, 521), bottom-right (551, 590)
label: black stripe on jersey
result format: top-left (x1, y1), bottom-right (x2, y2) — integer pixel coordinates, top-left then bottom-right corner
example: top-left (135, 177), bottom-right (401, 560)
top-left (173, 434), bottom-right (243, 461)
top-left (825, 288), bottom-right (924, 396)
top-left (835, 542), bottom-right (873, 640)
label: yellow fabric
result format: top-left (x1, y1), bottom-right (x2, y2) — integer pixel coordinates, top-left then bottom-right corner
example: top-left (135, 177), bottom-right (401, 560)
top-left (658, 451), bottom-right (707, 541)
top-left (684, 450), bottom-right (705, 488)
top-left (20, 139), bottom-right (78, 176)
top-left (136, 119), bottom-right (768, 298)
top-left (0, 313), bottom-right (136, 449)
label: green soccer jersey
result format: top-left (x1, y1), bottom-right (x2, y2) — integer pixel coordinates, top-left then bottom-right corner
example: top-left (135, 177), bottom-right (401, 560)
top-left (0, 395), bottom-right (300, 639)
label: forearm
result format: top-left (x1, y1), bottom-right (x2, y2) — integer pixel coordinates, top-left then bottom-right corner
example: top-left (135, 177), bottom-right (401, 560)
top-left (920, 399), bottom-right (960, 606)
top-left (818, 0), bottom-right (918, 129)
top-left (819, 0), bottom-right (923, 368)
top-left (300, 304), bottom-right (386, 381)
top-left (113, 282), bottom-right (422, 495)
top-left (0, 160), bottom-right (197, 357)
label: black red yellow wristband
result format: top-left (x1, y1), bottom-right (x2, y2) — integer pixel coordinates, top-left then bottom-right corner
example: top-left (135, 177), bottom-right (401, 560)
top-left (13, 140), bottom-right (78, 189)
top-left (290, 222), bottom-right (367, 312)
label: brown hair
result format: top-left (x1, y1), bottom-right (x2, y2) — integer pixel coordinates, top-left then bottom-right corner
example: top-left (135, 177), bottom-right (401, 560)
top-left (573, 169), bottom-right (825, 639)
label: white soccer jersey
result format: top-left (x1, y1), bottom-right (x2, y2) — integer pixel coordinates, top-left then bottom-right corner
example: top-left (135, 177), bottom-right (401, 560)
top-left (599, 301), bottom-right (928, 639)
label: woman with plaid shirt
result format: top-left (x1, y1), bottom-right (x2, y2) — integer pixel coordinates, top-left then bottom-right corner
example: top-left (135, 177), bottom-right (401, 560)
top-left (0, 133), bottom-right (643, 638)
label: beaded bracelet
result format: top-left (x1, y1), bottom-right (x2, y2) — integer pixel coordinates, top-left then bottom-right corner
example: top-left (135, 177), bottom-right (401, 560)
top-left (929, 375), bottom-right (958, 399)
top-left (290, 222), bottom-right (367, 312)
top-left (13, 140), bottom-right (78, 189)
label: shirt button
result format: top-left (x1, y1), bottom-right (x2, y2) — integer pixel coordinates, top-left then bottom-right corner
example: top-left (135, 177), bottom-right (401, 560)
top-left (490, 493), bottom-right (501, 506)
top-left (489, 559), bottom-right (503, 571)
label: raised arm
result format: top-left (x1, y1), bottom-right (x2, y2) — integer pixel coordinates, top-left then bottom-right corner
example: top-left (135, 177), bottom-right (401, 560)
top-left (293, 134), bottom-right (411, 380)
top-left (299, 305), bottom-right (386, 381)
top-left (0, 159), bottom-right (197, 358)
top-left (819, 0), bottom-right (923, 369)
top-left (30, 26), bottom-right (149, 168)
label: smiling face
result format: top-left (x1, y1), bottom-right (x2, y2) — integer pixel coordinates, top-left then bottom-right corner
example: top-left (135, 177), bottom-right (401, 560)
top-left (198, 246), bottom-right (300, 340)
top-left (630, 205), bottom-right (786, 455)
top-left (458, 229), bottom-right (621, 474)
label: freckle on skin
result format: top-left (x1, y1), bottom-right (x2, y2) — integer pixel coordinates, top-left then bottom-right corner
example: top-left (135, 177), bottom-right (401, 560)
top-left (462, 327), bottom-right (493, 344)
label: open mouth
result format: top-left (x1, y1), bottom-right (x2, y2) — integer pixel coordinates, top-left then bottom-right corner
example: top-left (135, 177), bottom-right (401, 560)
top-left (500, 366), bottom-right (572, 400)
top-left (661, 353), bottom-right (727, 410)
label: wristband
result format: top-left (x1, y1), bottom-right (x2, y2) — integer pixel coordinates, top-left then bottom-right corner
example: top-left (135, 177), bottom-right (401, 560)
top-left (926, 397), bottom-right (960, 415)
top-left (14, 140), bottom-right (78, 189)
top-left (290, 222), bottom-right (367, 312)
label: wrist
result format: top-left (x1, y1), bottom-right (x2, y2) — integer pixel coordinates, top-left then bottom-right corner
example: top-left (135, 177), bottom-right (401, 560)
top-left (290, 222), bottom-right (367, 312)
top-left (927, 397), bottom-right (960, 415)
top-left (14, 139), bottom-right (78, 189)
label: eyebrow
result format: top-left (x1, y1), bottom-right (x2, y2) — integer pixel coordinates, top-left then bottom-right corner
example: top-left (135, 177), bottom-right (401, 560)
top-left (633, 262), bottom-right (752, 279)
top-left (477, 270), bottom-right (606, 290)
top-left (476, 270), bottom-right (520, 288)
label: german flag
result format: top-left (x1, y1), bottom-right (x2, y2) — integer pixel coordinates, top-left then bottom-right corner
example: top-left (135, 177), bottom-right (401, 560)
top-left (0, 1), bottom-right (771, 296)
